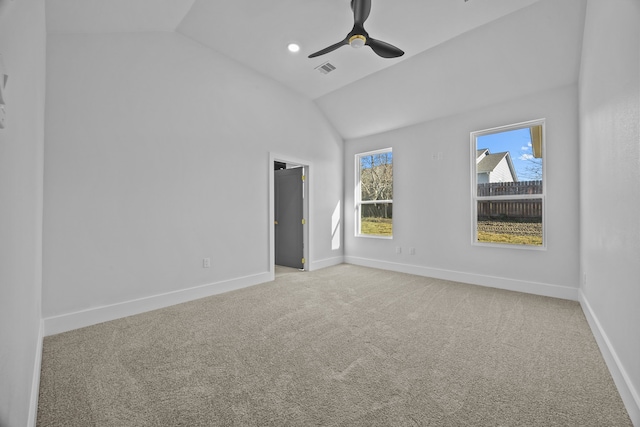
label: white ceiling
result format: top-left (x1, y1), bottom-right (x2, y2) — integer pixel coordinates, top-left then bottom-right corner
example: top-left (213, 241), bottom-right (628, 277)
top-left (48, 0), bottom-right (541, 100)
top-left (46, 0), bottom-right (196, 33)
top-left (176, 0), bottom-right (542, 100)
top-left (317, 0), bottom-right (587, 139)
top-left (45, 0), bottom-right (586, 139)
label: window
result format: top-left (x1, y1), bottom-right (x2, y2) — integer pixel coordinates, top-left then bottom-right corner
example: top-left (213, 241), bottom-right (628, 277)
top-left (356, 148), bottom-right (393, 238)
top-left (471, 120), bottom-right (545, 248)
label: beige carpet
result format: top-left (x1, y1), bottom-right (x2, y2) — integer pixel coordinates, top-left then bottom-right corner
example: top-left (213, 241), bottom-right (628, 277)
top-left (37, 264), bottom-right (632, 426)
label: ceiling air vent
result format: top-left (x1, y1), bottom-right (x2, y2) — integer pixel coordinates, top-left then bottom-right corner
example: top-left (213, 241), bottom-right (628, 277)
top-left (315, 62), bottom-right (336, 75)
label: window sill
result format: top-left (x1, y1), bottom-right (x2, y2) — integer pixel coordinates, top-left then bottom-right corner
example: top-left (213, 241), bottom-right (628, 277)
top-left (472, 241), bottom-right (547, 251)
top-left (356, 234), bottom-right (393, 240)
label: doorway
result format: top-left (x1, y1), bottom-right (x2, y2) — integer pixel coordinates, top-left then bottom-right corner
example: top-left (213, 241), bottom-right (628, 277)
top-left (269, 154), bottom-right (309, 275)
top-left (275, 166), bottom-right (303, 268)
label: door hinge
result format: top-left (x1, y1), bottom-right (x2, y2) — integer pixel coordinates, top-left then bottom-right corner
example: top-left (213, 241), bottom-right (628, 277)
top-left (301, 258), bottom-right (306, 264)
top-left (301, 175), bottom-right (306, 182)
top-left (301, 219), bottom-right (306, 225)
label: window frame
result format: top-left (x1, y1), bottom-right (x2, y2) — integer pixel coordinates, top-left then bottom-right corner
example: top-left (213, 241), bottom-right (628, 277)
top-left (470, 119), bottom-right (547, 250)
top-left (355, 147), bottom-right (393, 239)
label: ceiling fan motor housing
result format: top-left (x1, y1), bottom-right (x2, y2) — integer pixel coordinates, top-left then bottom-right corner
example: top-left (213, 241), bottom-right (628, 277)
top-left (349, 35), bottom-right (366, 48)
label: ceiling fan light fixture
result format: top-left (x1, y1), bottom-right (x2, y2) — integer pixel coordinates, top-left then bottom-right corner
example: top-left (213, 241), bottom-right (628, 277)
top-left (349, 35), bottom-right (366, 48)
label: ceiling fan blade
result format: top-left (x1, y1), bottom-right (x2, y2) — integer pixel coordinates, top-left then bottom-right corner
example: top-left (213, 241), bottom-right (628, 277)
top-left (308, 38), bottom-right (349, 58)
top-left (366, 38), bottom-right (405, 58)
top-left (352, 0), bottom-right (371, 26)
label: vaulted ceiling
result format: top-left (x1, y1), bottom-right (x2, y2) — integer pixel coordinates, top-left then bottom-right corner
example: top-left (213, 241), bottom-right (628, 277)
top-left (45, 0), bottom-right (586, 139)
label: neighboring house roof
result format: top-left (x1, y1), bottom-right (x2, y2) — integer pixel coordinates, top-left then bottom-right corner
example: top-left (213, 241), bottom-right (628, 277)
top-left (477, 151), bottom-right (507, 173)
top-left (476, 150), bottom-right (519, 181)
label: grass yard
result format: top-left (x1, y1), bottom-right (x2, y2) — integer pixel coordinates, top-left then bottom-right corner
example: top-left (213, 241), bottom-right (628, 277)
top-left (361, 218), bottom-right (392, 236)
top-left (477, 231), bottom-right (542, 246)
top-left (359, 218), bottom-right (541, 244)
top-left (477, 220), bottom-right (543, 246)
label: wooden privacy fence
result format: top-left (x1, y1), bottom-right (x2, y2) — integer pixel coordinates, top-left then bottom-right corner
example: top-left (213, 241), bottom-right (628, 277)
top-left (361, 203), bottom-right (393, 219)
top-left (477, 180), bottom-right (542, 197)
top-left (477, 200), bottom-right (542, 220)
top-left (477, 181), bottom-right (542, 220)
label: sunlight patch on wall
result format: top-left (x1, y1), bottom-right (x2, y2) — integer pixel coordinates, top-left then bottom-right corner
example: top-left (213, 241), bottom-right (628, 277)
top-left (332, 200), bottom-right (341, 250)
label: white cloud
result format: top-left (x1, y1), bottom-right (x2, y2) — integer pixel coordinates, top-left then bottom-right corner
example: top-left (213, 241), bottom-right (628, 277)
top-left (519, 153), bottom-right (534, 161)
top-left (521, 142), bottom-right (532, 151)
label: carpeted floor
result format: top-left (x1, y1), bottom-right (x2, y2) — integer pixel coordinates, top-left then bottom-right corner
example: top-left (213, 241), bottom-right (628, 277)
top-left (37, 264), bottom-right (632, 426)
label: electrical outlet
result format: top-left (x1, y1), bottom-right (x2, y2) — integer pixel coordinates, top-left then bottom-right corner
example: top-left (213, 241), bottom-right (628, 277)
top-left (409, 247), bottom-right (416, 255)
top-left (396, 247), bottom-right (402, 254)
top-left (203, 258), bottom-right (211, 268)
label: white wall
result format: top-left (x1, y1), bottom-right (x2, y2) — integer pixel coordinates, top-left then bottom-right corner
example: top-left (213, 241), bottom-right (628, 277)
top-left (43, 32), bottom-right (343, 332)
top-left (0, 0), bottom-right (46, 425)
top-left (345, 84), bottom-right (580, 300)
top-left (579, 0), bottom-right (640, 423)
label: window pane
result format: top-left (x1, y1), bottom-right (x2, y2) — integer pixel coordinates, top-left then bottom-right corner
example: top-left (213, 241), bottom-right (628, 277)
top-left (477, 199), bottom-right (543, 246)
top-left (357, 149), bottom-right (393, 238)
top-left (476, 126), bottom-right (543, 196)
top-left (360, 203), bottom-right (392, 236)
top-left (360, 152), bottom-right (393, 202)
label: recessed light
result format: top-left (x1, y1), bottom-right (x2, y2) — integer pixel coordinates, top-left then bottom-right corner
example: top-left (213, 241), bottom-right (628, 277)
top-left (287, 43), bottom-right (300, 53)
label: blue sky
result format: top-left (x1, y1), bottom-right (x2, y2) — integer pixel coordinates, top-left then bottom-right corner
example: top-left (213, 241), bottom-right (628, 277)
top-left (360, 151), bottom-right (393, 168)
top-left (477, 127), bottom-right (540, 180)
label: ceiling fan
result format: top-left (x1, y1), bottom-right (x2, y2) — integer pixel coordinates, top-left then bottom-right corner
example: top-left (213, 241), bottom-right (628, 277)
top-left (308, 0), bottom-right (405, 59)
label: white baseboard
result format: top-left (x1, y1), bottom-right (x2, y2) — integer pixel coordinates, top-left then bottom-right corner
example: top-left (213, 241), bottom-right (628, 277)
top-left (28, 320), bottom-right (44, 427)
top-left (344, 256), bottom-right (579, 301)
top-left (580, 291), bottom-right (640, 426)
top-left (44, 272), bottom-right (272, 336)
top-left (309, 256), bottom-right (344, 271)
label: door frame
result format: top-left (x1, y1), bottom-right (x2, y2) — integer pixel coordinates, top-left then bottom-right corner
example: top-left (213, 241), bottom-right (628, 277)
top-left (269, 152), bottom-right (311, 278)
